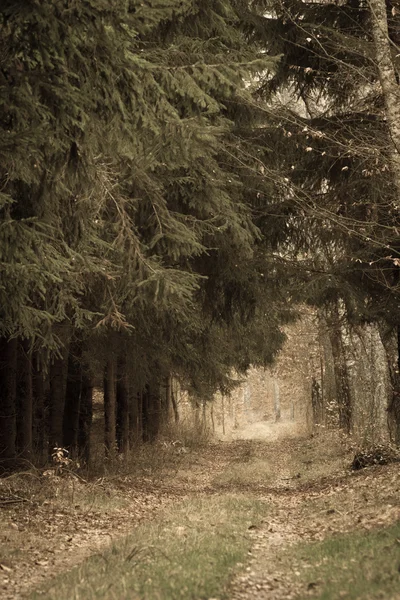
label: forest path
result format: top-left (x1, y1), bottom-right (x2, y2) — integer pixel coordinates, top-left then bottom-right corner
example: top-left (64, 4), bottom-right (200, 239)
top-left (1, 424), bottom-right (400, 599)
top-left (230, 418), bottom-right (302, 442)
top-left (223, 432), bottom-right (400, 600)
top-left (225, 425), bottom-right (400, 599)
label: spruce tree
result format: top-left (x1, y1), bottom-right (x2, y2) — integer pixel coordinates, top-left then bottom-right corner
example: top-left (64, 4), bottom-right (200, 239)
top-left (1, 0), bottom-right (289, 463)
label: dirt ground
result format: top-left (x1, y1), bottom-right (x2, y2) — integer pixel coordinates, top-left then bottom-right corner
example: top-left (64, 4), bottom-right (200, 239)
top-left (1, 421), bottom-right (400, 599)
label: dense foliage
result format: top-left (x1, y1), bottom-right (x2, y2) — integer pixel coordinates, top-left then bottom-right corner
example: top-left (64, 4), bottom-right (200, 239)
top-left (243, 0), bottom-right (400, 432)
top-left (0, 0), bottom-right (290, 465)
top-left (1, 0), bottom-right (399, 466)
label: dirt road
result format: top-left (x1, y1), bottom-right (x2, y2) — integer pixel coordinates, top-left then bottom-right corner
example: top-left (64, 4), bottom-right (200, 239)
top-left (1, 421), bottom-right (400, 599)
top-left (231, 419), bottom-right (304, 442)
top-left (227, 423), bottom-right (400, 599)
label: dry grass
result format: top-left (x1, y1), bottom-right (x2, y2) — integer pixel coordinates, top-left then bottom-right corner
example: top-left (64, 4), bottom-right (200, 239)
top-left (213, 430), bottom-right (352, 490)
top-left (29, 494), bottom-right (269, 600)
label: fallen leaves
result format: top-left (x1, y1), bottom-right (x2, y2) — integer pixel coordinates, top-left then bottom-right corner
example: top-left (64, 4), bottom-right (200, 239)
top-left (1, 433), bottom-right (400, 600)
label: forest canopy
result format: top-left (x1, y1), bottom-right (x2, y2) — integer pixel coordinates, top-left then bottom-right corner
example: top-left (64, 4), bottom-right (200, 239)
top-left (0, 0), bottom-right (399, 467)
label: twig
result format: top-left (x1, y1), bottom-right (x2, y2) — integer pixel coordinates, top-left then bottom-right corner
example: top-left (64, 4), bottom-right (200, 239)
top-left (0, 497), bottom-right (30, 506)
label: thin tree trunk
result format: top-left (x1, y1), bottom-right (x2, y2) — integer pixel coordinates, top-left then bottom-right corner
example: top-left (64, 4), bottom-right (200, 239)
top-left (49, 323), bottom-right (71, 454)
top-left (141, 386), bottom-right (149, 442)
top-left (138, 389), bottom-right (144, 441)
top-left (148, 380), bottom-right (161, 441)
top-left (104, 357), bottom-right (117, 456)
top-left (78, 376), bottom-right (93, 465)
top-left (0, 337), bottom-right (18, 463)
top-left (328, 306), bottom-right (352, 433)
top-left (63, 344), bottom-right (83, 459)
top-left (142, 380), bottom-right (161, 442)
top-left (210, 402), bottom-right (215, 432)
top-left (116, 360), bottom-right (129, 455)
top-left (164, 375), bottom-right (172, 421)
top-left (32, 357), bottom-right (48, 464)
top-left (320, 354), bottom-right (325, 423)
top-left (273, 381), bottom-right (281, 422)
top-left (129, 389), bottom-right (141, 447)
top-left (311, 376), bottom-right (323, 425)
top-left (16, 340), bottom-right (33, 460)
top-left (201, 399), bottom-right (207, 429)
top-left (171, 379), bottom-right (179, 423)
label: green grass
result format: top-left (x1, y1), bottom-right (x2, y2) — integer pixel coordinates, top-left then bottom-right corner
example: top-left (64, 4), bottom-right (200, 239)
top-left (30, 494), bottom-right (268, 600)
top-left (292, 521), bottom-right (400, 599)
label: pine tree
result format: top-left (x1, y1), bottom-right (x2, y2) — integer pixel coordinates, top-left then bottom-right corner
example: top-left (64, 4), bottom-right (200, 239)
top-left (1, 0), bottom-right (289, 464)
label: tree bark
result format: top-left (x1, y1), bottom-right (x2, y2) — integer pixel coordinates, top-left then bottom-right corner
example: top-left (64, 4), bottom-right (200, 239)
top-left (327, 305), bottom-right (352, 433)
top-left (171, 378), bottom-right (179, 423)
top-left (142, 380), bottom-right (161, 442)
top-left (142, 386), bottom-right (149, 442)
top-left (0, 337), bottom-right (18, 463)
top-left (104, 357), bottom-right (117, 456)
top-left (391, 325), bottom-right (400, 443)
top-left (311, 376), bottom-right (323, 425)
top-left (32, 357), bottom-right (48, 464)
top-left (63, 344), bottom-right (83, 459)
top-left (164, 375), bottom-right (172, 421)
top-left (16, 339), bottom-right (33, 460)
top-left (49, 323), bottom-right (71, 454)
top-left (78, 376), bottom-right (93, 465)
top-left (380, 324), bottom-right (400, 444)
top-left (369, 0), bottom-right (400, 200)
top-left (129, 389), bottom-right (141, 446)
top-left (116, 360), bottom-right (130, 455)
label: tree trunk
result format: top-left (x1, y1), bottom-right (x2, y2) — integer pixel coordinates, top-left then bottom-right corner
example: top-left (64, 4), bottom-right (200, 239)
top-left (78, 376), bottom-right (93, 465)
top-left (380, 324), bottom-right (400, 444)
top-left (49, 323), bottom-right (71, 454)
top-left (164, 375), bottom-right (172, 421)
top-left (221, 394), bottom-right (225, 435)
top-left (16, 339), bottom-right (33, 460)
top-left (32, 357), bottom-right (48, 464)
top-left (142, 380), bottom-right (161, 442)
top-left (327, 305), bottom-right (352, 433)
top-left (369, 0), bottom-right (400, 200)
top-left (171, 378), bottom-right (179, 423)
top-left (273, 380), bottom-right (281, 422)
top-left (129, 389), bottom-right (141, 447)
top-left (104, 357), bottom-right (117, 456)
top-left (116, 360), bottom-right (130, 455)
top-left (311, 376), bottom-right (323, 425)
top-left (391, 325), bottom-right (400, 443)
top-left (63, 344), bottom-right (83, 459)
top-left (0, 337), bottom-right (18, 463)
top-left (369, 17), bottom-right (400, 434)
top-left (142, 386), bottom-right (149, 442)
top-left (202, 398), bottom-right (207, 428)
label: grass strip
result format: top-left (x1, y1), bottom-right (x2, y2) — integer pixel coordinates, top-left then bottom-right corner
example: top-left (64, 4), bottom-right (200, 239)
top-left (30, 494), bottom-right (267, 600)
top-left (292, 521), bottom-right (400, 599)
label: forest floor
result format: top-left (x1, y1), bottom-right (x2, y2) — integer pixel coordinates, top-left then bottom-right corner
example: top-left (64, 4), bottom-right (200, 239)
top-left (1, 422), bottom-right (400, 599)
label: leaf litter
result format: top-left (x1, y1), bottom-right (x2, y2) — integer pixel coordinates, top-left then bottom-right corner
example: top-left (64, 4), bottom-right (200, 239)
top-left (0, 429), bottom-right (399, 599)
